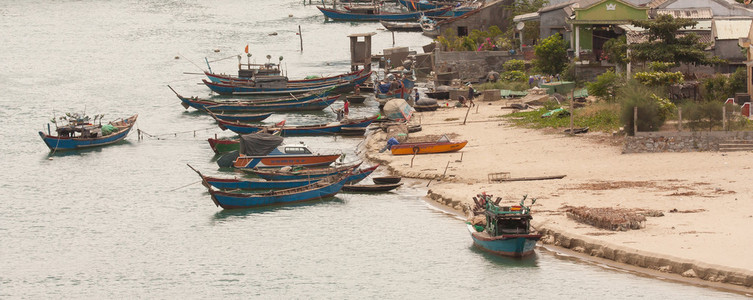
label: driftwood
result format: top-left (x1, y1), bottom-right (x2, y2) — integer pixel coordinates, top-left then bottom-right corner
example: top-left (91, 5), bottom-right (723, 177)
top-left (492, 175), bottom-right (566, 182)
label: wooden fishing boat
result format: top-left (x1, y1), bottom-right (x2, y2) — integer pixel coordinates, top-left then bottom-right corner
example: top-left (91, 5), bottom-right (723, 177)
top-left (345, 95), bottom-right (366, 104)
top-left (244, 162), bottom-right (363, 181)
top-left (341, 183), bottom-right (402, 192)
top-left (232, 144), bottom-right (342, 169)
top-left (317, 6), bottom-right (450, 21)
top-left (205, 69), bottom-right (366, 84)
top-left (424, 91), bottom-right (450, 100)
top-left (390, 135), bottom-right (466, 155)
top-left (205, 174), bottom-right (350, 209)
top-left (379, 20), bottom-right (422, 32)
top-left (467, 194), bottom-right (542, 257)
top-left (372, 176), bottom-right (401, 184)
top-left (203, 71), bottom-right (371, 96)
top-left (168, 85), bottom-right (329, 111)
top-left (397, 0), bottom-right (454, 11)
top-left (210, 112), bottom-right (272, 123)
top-left (204, 95), bottom-right (338, 113)
top-left (208, 136), bottom-right (241, 154)
top-left (38, 113), bottom-right (138, 151)
top-left (214, 115), bottom-right (378, 135)
top-left (338, 127), bottom-right (367, 136)
top-left (190, 164), bottom-right (377, 190)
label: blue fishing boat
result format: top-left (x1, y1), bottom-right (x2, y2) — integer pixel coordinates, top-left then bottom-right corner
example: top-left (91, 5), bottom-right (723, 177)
top-left (203, 78), bottom-right (348, 96)
top-left (210, 112), bottom-right (272, 123)
top-left (206, 174), bottom-right (350, 209)
top-left (213, 115), bottom-right (377, 135)
top-left (205, 69), bottom-right (366, 84)
top-left (317, 6), bottom-right (450, 21)
top-left (38, 113), bottom-right (138, 151)
top-left (467, 193), bottom-right (542, 257)
top-left (397, 0), bottom-right (453, 11)
top-left (205, 96), bottom-right (338, 113)
top-left (168, 85), bottom-right (329, 111)
top-left (190, 164), bottom-right (378, 190)
top-left (244, 162), bottom-right (362, 181)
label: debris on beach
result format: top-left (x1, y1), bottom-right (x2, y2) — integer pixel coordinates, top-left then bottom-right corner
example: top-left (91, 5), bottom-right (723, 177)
top-left (564, 206), bottom-right (652, 231)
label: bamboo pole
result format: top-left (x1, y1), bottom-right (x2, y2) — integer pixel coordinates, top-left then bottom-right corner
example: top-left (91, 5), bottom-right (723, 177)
top-left (633, 106), bottom-right (638, 135)
top-left (299, 25), bottom-right (303, 52)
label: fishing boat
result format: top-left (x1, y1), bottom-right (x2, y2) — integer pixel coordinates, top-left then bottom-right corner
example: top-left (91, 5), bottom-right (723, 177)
top-left (397, 0), bottom-right (455, 11)
top-left (210, 112), bottom-right (272, 123)
top-left (226, 132), bottom-right (342, 169)
top-left (203, 71), bottom-right (371, 96)
top-left (317, 6), bottom-right (450, 21)
top-left (244, 162), bottom-right (363, 181)
top-left (38, 113), bottom-right (138, 151)
top-left (345, 94), bottom-right (366, 104)
top-left (168, 85), bottom-right (329, 111)
top-left (341, 182), bottom-right (402, 192)
top-left (213, 114), bottom-right (378, 135)
top-left (204, 95), bottom-right (339, 113)
top-left (372, 176), bottom-right (401, 184)
top-left (467, 193), bottom-right (542, 257)
top-left (189, 164), bottom-right (377, 190)
top-left (379, 20), bottom-right (422, 32)
top-left (208, 136), bottom-right (241, 154)
top-left (205, 68), bottom-right (366, 84)
top-left (205, 174), bottom-right (350, 209)
top-left (390, 135), bottom-right (467, 155)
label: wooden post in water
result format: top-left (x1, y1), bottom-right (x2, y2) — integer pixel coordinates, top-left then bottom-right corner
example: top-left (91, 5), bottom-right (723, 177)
top-left (298, 25), bottom-right (303, 52)
top-left (392, 31), bottom-right (395, 46)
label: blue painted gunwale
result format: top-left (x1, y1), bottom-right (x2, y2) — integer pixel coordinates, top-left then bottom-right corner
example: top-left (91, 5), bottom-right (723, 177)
top-left (216, 115), bottom-right (376, 135)
top-left (174, 90), bottom-right (328, 110)
top-left (203, 78), bottom-right (347, 96)
top-left (204, 165), bottom-right (377, 190)
top-left (397, 0), bottom-right (447, 11)
top-left (317, 6), bottom-right (450, 21)
top-left (206, 96), bottom-right (338, 114)
top-left (207, 175), bottom-right (350, 209)
top-left (467, 224), bottom-right (541, 257)
top-left (38, 114), bottom-right (138, 151)
top-left (211, 112), bottom-right (273, 123)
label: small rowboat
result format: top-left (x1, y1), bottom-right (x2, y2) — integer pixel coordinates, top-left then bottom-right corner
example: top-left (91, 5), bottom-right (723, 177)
top-left (39, 114), bottom-right (138, 151)
top-left (390, 135), bottom-right (467, 155)
top-left (342, 183), bottom-right (402, 192)
top-left (372, 176), bottom-right (401, 184)
top-left (346, 95), bottom-right (366, 103)
top-left (380, 20), bottom-right (422, 32)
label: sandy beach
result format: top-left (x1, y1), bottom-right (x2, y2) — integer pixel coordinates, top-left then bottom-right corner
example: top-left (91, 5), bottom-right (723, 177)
top-left (362, 98), bottom-right (753, 291)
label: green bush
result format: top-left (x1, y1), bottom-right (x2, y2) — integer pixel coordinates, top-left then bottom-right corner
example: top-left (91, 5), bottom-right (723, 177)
top-left (619, 81), bottom-right (668, 135)
top-left (648, 62), bottom-right (676, 72)
top-left (587, 69), bottom-right (623, 102)
top-left (500, 70), bottom-right (527, 82)
top-left (633, 71), bottom-right (684, 86)
top-left (701, 74), bottom-right (730, 102)
top-left (503, 59), bottom-right (526, 71)
top-left (681, 101), bottom-right (722, 131)
top-left (534, 34), bottom-right (568, 75)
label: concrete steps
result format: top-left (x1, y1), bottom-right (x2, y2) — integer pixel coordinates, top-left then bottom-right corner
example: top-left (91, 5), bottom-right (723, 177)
top-left (719, 140), bottom-right (753, 152)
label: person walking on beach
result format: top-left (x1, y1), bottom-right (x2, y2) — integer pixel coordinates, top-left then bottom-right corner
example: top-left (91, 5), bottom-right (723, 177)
top-left (343, 98), bottom-right (350, 117)
top-left (414, 88), bottom-right (419, 103)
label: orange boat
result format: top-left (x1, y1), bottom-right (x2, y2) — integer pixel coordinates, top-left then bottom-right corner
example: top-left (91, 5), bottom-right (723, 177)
top-left (390, 135), bottom-right (467, 155)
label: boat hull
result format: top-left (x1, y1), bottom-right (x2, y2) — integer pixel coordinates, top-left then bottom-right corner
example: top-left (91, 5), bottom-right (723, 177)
top-left (468, 225), bottom-right (541, 257)
top-left (209, 177), bottom-right (348, 209)
top-left (205, 69), bottom-right (365, 84)
top-left (233, 154), bottom-right (342, 169)
top-left (207, 96), bottom-right (338, 113)
top-left (317, 6), bottom-right (450, 21)
top-left (390, 140), bottom-right (467, 155)
top-left (206, 165), bottom-right (377, 190)
top-left (247, 163), bottom-right (361, 181)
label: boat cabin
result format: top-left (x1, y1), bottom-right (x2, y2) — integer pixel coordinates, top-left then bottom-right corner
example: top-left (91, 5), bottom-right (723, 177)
top-left (345, 4), bottom-right (380, 15)
top-left (270, 144), bottom-right (314, 155)
top-left (56, 124), bottom-right (101, 138)
top-left (483, 206), bottom-right (533, 235)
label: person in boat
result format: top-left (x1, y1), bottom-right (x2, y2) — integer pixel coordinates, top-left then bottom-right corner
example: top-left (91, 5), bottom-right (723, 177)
top-left (354, 84), bottom-right (360, 96)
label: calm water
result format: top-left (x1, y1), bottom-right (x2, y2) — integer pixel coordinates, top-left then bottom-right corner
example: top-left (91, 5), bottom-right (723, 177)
top-left (0, 1), bottom-right (746, 298)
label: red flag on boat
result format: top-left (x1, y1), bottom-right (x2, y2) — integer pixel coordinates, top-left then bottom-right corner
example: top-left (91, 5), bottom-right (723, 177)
top-left (276, 120), bottom-right (286, 127)
top-left (244, 44), bottom-right (249, 53)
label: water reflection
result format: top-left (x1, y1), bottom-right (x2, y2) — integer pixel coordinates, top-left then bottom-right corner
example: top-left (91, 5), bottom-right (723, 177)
top-left (468, 245), bottom-right (540, 268)
top-left (209, 196), bottom-right (346, 222)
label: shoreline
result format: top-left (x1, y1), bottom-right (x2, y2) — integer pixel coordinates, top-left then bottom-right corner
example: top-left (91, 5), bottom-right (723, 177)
top-left (361, 98), bottom-right (753, 293)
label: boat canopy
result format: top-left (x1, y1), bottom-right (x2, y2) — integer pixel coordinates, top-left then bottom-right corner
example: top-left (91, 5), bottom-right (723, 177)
top-left (239, 132), bottom-right (284, 156)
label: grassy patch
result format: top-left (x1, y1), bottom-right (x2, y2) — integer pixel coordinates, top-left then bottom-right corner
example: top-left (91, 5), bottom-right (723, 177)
top-left (502, 102), bottom-right (621, 132)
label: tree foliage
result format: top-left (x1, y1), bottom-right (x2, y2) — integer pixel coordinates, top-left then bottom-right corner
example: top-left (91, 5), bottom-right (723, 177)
top-left (629, 15), bottom-right (722, 66)
top-left (504, 0), bottom-right (548, 45)
top-left (619, 81), bottom-right (670, 135)
top-left (602, 36), bottom-right (628, 67)
top-left (534, 34), bottom-right (568, 75)
top-left (587, 69), bottom-right (624, 102)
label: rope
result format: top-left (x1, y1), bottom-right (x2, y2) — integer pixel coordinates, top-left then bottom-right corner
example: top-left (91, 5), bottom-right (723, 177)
top-left (137, 126), bottom-right (217, 140)
top-left (170, 180), bottom-right (201, 192)
top-left (207, 54), bottom-right (240, 63)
